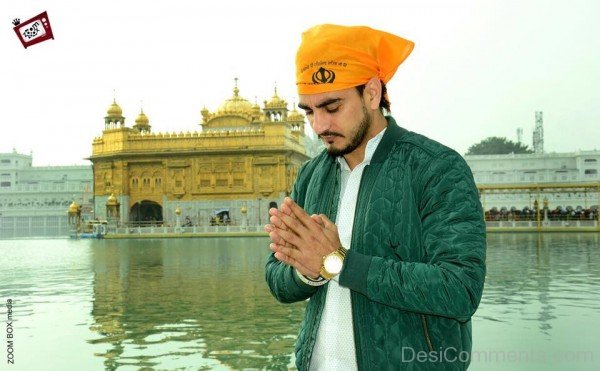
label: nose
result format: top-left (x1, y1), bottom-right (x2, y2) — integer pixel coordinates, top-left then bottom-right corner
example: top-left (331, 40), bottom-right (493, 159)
top-left (311, 110), bottom-right (330, 136)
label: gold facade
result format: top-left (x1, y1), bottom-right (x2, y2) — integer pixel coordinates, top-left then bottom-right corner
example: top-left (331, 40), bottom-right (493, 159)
top-left (89, 81), bottom-right (308, 224)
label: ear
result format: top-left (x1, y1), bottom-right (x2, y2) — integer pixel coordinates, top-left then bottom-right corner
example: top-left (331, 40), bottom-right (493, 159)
top-left (363, 77), bottom-right (382, 110)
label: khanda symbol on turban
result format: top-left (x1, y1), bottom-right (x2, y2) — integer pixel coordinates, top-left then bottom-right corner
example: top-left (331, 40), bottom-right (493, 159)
top-left (311, 67), bottom-right (336, 84)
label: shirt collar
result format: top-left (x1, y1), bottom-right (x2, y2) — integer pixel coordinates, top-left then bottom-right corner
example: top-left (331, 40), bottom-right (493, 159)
top-left (337, 127), bottom-right (387, 170)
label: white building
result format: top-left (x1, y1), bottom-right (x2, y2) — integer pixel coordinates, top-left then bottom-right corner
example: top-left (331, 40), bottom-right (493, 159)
top-left (0, 150), bottom-right (93, 238)
top-left (465, 150), bottom-right (600, 211)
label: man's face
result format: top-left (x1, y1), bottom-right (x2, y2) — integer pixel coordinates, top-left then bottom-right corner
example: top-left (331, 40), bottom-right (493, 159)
top-left (298, 87), bottom-right (372, 157)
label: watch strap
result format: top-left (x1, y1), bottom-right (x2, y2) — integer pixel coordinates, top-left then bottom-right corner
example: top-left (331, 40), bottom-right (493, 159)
top-left (295, 268), bottom-right (327, 287)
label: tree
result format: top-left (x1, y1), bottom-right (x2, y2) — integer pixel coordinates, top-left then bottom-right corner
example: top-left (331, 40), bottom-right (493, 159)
top-left (466, 136), bottom-right (533, 155)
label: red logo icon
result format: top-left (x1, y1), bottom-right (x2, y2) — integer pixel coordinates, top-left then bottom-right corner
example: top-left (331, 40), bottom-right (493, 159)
top-left (13, 11), bottom-right (54, 49)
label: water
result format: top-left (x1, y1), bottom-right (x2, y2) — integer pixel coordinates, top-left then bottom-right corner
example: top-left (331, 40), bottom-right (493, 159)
top-left (0, 234), bottom-right (598, 370)
top-left (472, 233), bottom-right (600, 370)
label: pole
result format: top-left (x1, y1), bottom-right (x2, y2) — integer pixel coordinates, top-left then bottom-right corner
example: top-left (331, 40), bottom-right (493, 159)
top-left (535, 188), bottom-right (541, 232)
top-left (481, 189), bottom-right (487, 222)
top-left (258, 197), bottom-right (261, 226)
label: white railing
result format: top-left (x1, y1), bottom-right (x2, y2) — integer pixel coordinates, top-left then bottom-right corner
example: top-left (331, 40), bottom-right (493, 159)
top-left (113, 225), bottom-right (266, 235)
top-left (486, 220), bottom-right (599, 228)
top-left (0, 215), bottom-right (70, 239)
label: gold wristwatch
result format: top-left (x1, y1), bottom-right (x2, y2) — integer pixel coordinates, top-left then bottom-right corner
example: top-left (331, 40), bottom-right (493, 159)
top-left (320, 246), bottom-right (348, 280)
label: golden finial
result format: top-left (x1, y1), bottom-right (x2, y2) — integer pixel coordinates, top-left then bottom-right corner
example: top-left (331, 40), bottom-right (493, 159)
top-left (233, 77), bottom-right (239, 96)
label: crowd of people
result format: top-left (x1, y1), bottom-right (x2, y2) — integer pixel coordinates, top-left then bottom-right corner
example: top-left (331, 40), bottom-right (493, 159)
top-left (485, 205), bottom-right (598, 221)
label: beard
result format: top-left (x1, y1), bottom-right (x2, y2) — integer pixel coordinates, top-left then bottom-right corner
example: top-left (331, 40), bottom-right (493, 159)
top-left (323, 104), bottom-right (371, 157)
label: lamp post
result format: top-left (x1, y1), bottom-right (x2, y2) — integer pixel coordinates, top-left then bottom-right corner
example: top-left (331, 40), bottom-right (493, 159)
top-left (241, 204), bottom-right (248, 230)
top-left (67, 200), bottom-right (81, 238)
top-left (597, 186), bottom-right (600, 231)
top-left (105, 193), bottom-right (120, 232)
top-left (534, 198), bottom-right (540, 231)
top-left (258, 197), bottom-right (262, 226)
top-left (480, 189), bottom-right (487, 222)
top-left (543, 197), bottom-right (549, 226)
top-left (175, 206), bottom-right (182, 233)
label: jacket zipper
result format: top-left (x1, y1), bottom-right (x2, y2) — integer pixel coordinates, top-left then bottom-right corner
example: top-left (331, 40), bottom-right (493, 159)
top-left (421, 314), bottom-right (435, 352)
top-left (349, 166), bottom-right (376, 371)
top-left (303, 162), bottom-right (340, 370)
top-left (329, 164), bottom-right (340, 221)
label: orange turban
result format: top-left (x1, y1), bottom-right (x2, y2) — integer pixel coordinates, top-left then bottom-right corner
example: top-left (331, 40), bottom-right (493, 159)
top-left (296, 24), bottom-right (414, 95)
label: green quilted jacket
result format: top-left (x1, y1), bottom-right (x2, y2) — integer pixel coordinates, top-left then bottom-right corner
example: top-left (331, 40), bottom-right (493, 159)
top-left (265, 117), bottom-right (486, 370)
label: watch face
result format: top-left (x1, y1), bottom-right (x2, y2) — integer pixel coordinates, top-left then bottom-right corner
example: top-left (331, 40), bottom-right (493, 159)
top-left (324, 255), bottom-right (343, 274)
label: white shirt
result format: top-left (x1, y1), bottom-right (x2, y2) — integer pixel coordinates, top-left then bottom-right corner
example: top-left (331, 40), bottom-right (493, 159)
top-left (310, 128), bottom-right (387, 371)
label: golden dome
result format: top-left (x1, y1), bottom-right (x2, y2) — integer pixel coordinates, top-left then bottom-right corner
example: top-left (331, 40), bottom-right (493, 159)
top-left (200, 106), bottom-right (211, 124)
top-left (265, 86), bottom-right (287, 109)
top-left (68, 201), bottom-right (80, 213)
top-left (106, 193), bottom-right (119, 206)
top-left (287, 108), bottom-right (304, 122)
top-left (217, 84), bottom-right (254, 115)
top-left (134, 109), bottom-right (149, 126)
top-left (106, 99), bottom-right (123, 118)
top-left (252, 100), bottom-right (260, 112)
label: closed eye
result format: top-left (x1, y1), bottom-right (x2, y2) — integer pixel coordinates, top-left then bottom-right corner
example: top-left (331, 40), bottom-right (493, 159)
top-left (298, 103), bottom-right (312, 116)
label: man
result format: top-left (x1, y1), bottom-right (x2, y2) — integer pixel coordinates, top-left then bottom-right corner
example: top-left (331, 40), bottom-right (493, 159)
top-left (264, 24), bottom-right (486, 370)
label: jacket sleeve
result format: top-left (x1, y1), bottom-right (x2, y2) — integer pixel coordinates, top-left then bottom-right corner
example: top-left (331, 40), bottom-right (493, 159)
top-left (339, 152), bottom-right (486, 322)
top-left (265, 160), bottom-right (319, 303)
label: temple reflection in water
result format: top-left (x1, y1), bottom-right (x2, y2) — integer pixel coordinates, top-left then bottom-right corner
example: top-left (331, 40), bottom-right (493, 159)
top-left (88, 238), bottom-right (304, 369)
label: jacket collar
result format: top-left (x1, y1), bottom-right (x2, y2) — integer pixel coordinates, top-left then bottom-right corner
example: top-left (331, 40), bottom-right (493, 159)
top-left (370, 116), bottom-right (407, 164)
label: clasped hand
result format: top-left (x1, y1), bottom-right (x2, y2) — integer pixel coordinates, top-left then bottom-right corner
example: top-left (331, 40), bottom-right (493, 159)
top-left (264, 197), bottom-right (341, 279)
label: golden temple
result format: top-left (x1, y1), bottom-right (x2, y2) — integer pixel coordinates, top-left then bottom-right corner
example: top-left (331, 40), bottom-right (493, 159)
top-left (89, 80), bottom-right (309, 227)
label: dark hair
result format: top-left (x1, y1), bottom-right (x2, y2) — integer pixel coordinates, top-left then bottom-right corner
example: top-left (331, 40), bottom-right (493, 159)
top-left (355, 81), bottom-right (391, 113)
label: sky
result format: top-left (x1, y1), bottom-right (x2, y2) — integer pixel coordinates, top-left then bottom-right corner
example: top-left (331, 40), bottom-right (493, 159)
top-left (1, 0), bottom-right (599, 166)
